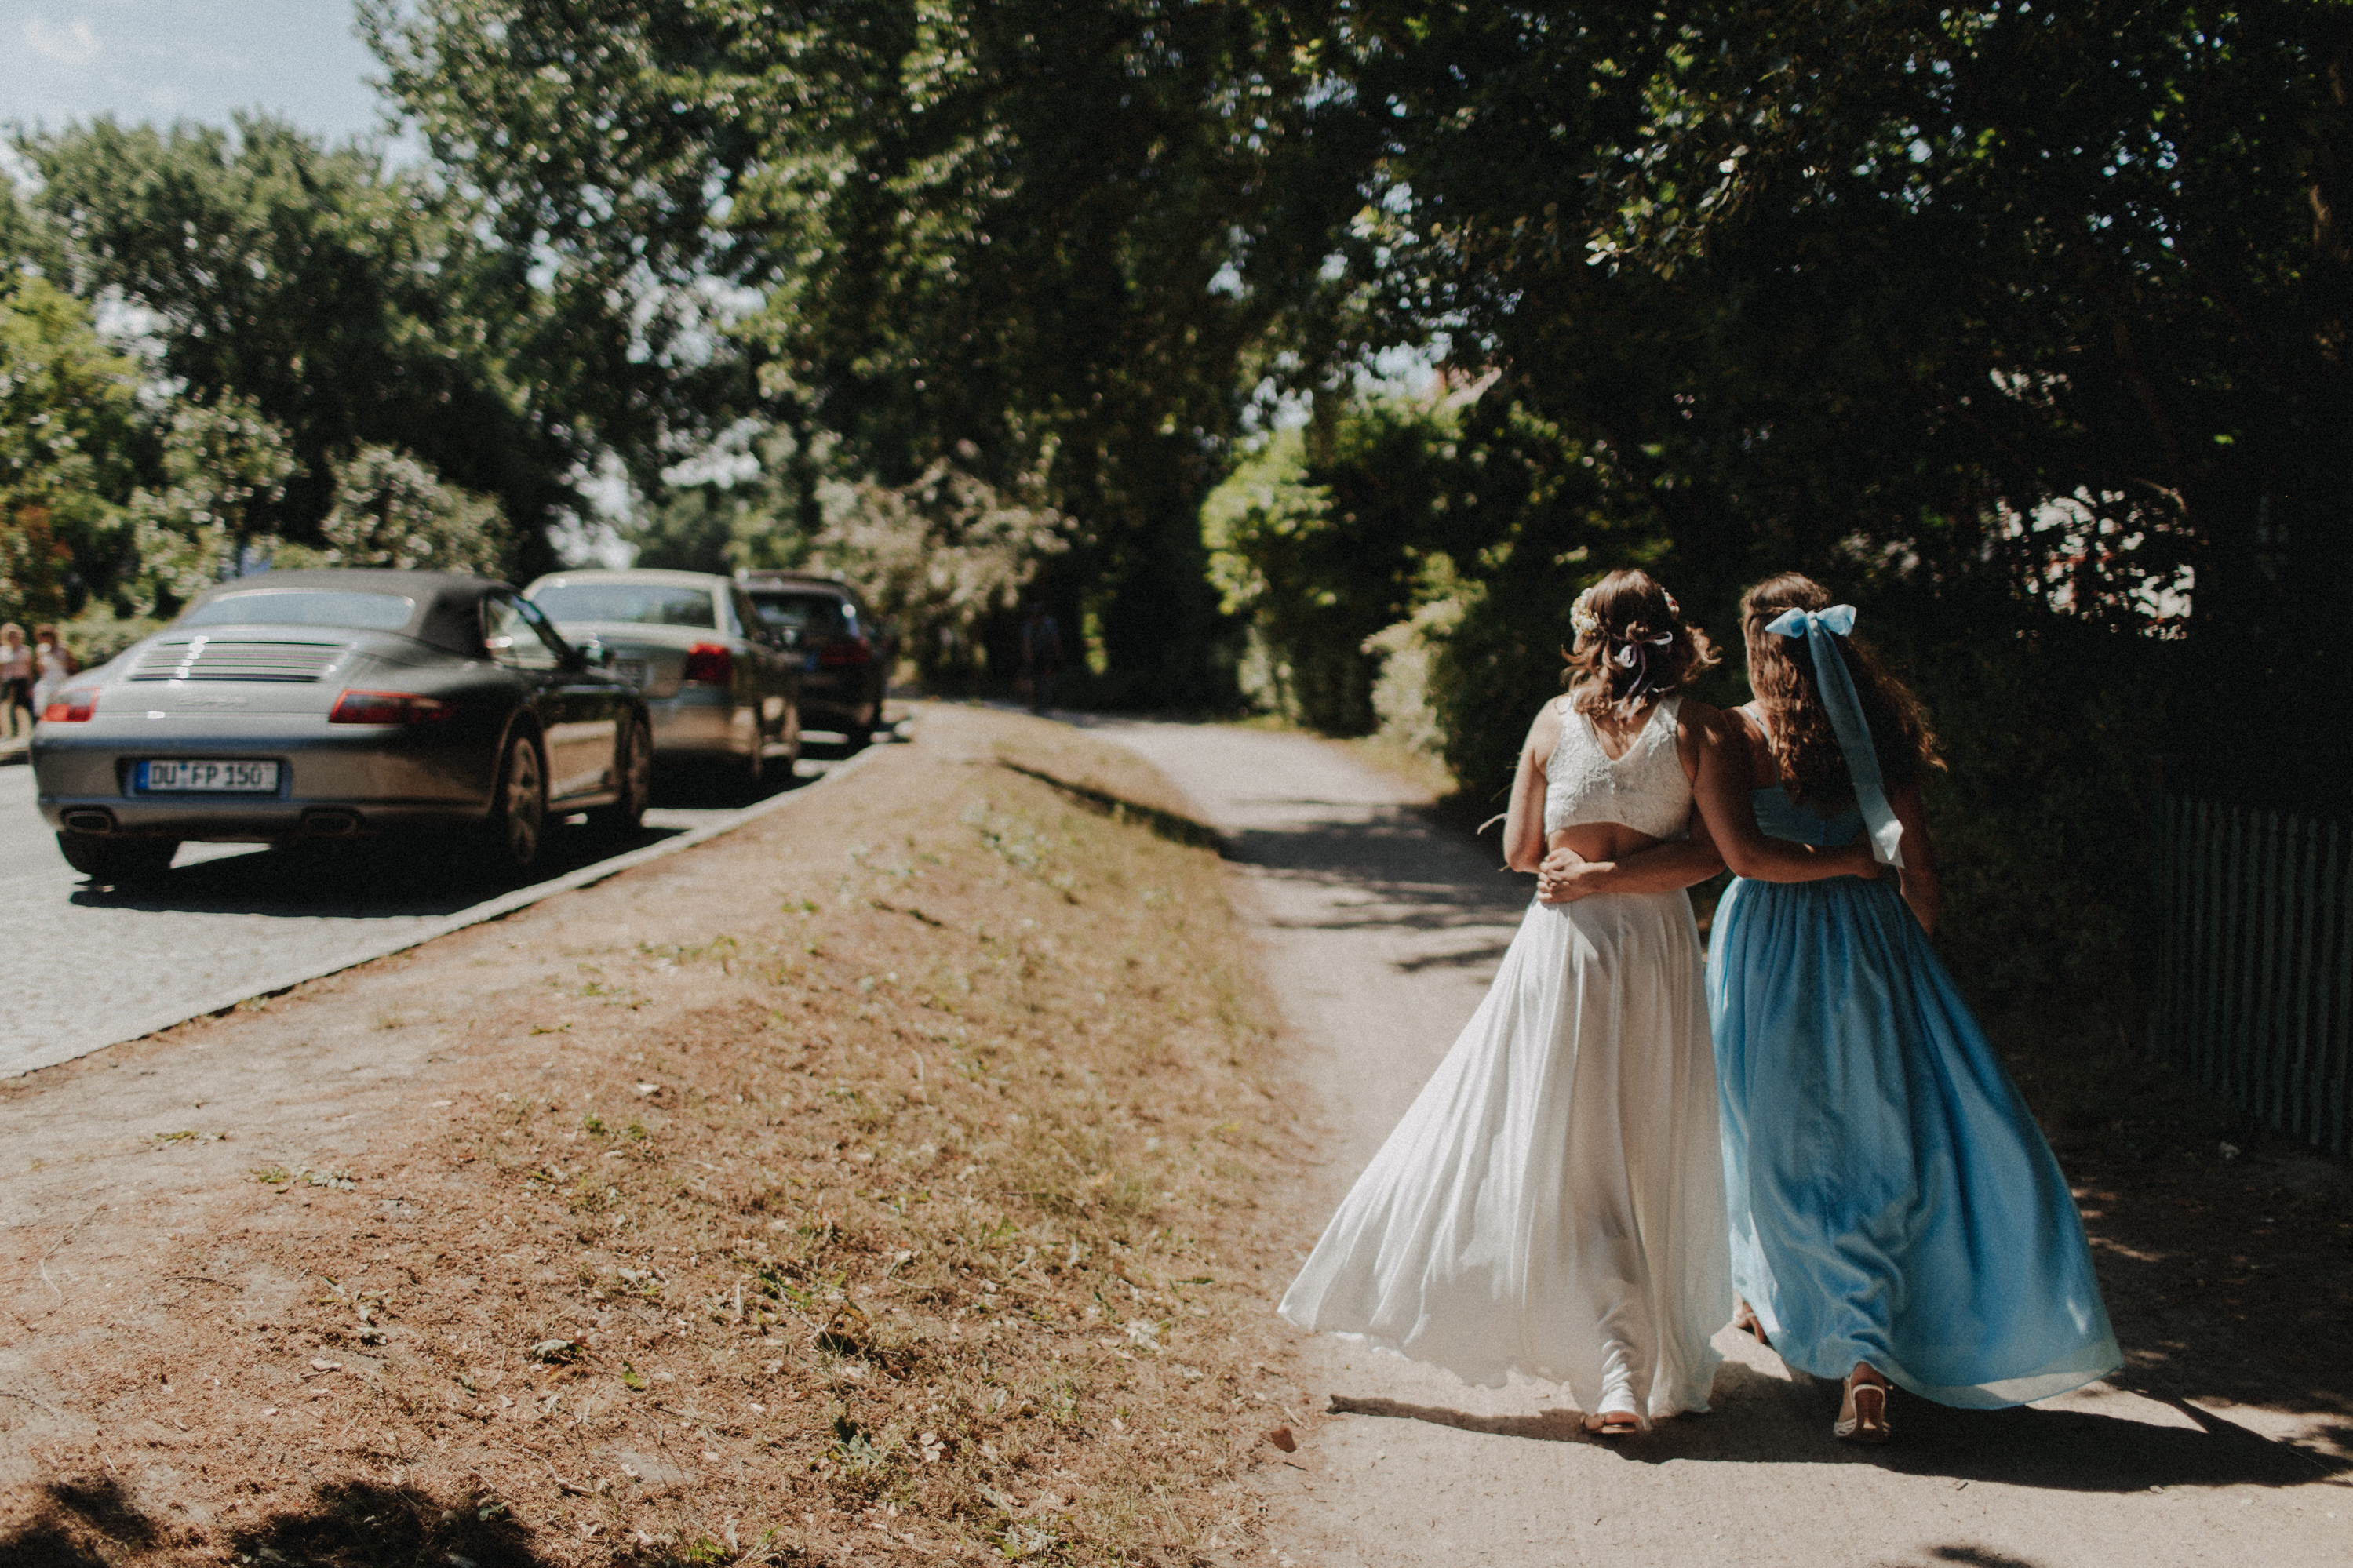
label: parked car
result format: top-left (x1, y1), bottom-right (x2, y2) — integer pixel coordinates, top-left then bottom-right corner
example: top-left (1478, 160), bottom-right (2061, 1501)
top-left (737, 569), bottom-right (896, 744)
top-left (523, 568), bottom-right (800, 790)
top-left (31, 569), bottom-right (652, 886)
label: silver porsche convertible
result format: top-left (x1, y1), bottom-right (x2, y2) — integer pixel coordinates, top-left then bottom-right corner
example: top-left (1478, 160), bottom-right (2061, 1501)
top-left (31, 569), bottom-right (652, 887)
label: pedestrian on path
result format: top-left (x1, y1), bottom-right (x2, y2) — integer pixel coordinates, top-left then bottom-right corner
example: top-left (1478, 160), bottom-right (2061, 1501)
top-left (1703, 572), bottom-right (2121, 1442)
top-left (1019, 602), bottom-right (1062, 714)
top-left (1280, 570), bottom-right (1877, 1432)
top-left (31, 623), bottom-right (74, 717)
top-left (0, 623), bottom-right (34, 739)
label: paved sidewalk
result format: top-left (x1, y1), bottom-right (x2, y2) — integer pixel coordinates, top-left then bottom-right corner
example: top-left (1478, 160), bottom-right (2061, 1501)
top-left (1096, 719), bottom-right (2350, 1568)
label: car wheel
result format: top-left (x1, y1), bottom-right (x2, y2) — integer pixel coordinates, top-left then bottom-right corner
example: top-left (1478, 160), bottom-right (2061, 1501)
top-left (481, 732), bottom-right (548, 871)
top-left (57, 831), bottom-right (178, 888)
top-left (589, 714), bottom-right (653, 836)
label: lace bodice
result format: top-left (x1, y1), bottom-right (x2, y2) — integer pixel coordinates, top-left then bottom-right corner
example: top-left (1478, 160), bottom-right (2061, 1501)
top-left (1543, 695), bottom-right (1692, 839)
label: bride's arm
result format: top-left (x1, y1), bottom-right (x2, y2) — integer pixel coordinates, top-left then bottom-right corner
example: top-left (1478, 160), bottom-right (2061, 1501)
top-left (1537, 807), bottom-right (1725, 903)
top-left (1693, 710), bottom-right (1879, 882)
top-left (1500, 701), bottom-right (1564, 874)
top-left (1538, 700), bottom-right (1724, 902)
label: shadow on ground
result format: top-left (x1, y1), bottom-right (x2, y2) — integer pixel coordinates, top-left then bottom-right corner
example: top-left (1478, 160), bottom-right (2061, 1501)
top-left (54, 751), bottom-right (838, 920)
top-left (0, 1476), bottom-right (586, 1568)
top-left (1328, 1356), bottom-right (2347, 1493)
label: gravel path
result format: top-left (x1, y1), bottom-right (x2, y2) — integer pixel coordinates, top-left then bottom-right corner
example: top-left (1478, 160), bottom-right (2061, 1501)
top-left (1093, 719), bottom-right (2349, 1568)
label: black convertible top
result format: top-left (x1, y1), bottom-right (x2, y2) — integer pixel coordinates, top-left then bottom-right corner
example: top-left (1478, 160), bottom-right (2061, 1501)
top-left (181, 569), bottom-right (514, 657)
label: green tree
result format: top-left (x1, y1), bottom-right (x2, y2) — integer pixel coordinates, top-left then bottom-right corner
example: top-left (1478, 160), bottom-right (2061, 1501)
top-left (1321, 4), bottom-right (2348, 764)
top-left (366, 0), bottom-right (1368, 704)
top-left (122, 396), bottom-right (298, 614)
top-left (0, 276), bottom-right (141, 620)
top-left (814, 453), bottom-right (1074, 689)
top-left (18, 115), bottom-right (592, 570)
top-left (320, 445), bottom-right (512, 575)
top-left (1204, 396), bottom-right (1462, 733)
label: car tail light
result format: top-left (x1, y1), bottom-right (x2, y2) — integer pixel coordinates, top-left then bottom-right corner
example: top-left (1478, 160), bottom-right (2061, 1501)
top-left (41, 689), bottom-right (98, 722)
top-left (329, 689), bottom-right (455, 725)
top-left (683, 642), bottom-right (734, 684)
top-left (818, 637), bottom-right (873, 669)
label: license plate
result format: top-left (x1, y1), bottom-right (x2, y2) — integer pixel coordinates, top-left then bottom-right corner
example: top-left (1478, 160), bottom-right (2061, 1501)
top-left (614, 659), bottom-right (649, 687)
top-left (137, 759), bottom-right (281, 793)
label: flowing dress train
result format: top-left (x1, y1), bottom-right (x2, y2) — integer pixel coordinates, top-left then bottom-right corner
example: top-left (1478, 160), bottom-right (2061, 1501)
top-left (1279, 883), bottom-right (1732, 1421)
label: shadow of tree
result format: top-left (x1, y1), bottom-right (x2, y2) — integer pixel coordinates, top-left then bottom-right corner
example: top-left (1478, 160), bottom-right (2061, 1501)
top-left (0, 1476), bottom-right (563, 1568)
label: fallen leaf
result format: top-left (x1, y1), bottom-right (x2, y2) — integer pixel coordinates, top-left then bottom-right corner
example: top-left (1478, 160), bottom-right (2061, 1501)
top-left (1265, 1426), bottom-right (1297, 1453)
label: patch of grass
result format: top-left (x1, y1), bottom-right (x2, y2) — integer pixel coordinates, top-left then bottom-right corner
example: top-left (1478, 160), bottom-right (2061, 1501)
top-left (36, 708), bottom-right (1301, 1566)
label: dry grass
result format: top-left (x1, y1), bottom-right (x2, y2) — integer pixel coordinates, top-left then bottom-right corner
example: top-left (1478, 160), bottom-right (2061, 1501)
top-left (1, 708), bottom-right (1313, 1566)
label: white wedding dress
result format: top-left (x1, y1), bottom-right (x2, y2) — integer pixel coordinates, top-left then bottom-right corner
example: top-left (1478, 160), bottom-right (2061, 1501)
top-left (1279, 695), bottom-right (1732, 1421)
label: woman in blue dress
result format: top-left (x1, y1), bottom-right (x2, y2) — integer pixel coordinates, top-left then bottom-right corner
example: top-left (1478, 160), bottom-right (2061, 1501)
top-left (1699, 572), bottom-right (2121, 1441)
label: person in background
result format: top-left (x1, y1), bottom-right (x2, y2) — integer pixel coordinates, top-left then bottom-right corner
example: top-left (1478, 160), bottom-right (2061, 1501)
top-left (0, 624), bottom-right (35, 739)
top-left (31, 624), bottom-right (74, 717)
top-left (1020, 602), bottom-right (1063, 714)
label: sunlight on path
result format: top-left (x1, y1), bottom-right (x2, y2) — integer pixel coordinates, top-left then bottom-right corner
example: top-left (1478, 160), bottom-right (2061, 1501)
top-left (1093, 719), bottom-right (2350, 1568)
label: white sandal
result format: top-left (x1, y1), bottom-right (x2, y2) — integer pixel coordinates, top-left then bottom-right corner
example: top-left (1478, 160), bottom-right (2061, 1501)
top-left (1834, 1365), bottom-right (1892, 1442)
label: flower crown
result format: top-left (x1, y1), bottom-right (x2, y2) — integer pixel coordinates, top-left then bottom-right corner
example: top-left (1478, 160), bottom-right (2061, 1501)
top-left (1571, 582), bottom-right (1679, 642)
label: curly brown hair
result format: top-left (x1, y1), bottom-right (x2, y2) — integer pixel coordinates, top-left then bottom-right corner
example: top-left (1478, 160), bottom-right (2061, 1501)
top-left (1739, 573), bottom-right (1940, 809)
top-left (1564, 569), bottom-right (1719, 718)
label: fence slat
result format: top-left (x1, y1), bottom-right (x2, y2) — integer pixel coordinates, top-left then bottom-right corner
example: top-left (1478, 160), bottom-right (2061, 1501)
top-left (2326, 824), bottom-right (2350, 1155)
top-left (2200, 802), bottom-right (2222, 1093)
top-left (2260, 810), bottom-right (2286, 1125)
top-left (2154, 795), bottom-right (2351, 1155)
top-left (2289, 816), bottom-right (2318, 1141)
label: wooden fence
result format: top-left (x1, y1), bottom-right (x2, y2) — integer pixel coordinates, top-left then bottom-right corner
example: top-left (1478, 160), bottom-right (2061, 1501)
top-left (2152, 796), bottom-right (2353, 1155)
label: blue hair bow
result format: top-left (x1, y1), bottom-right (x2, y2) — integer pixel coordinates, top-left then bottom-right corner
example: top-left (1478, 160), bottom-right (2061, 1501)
top-left (1764, 605), bottom-right (1904, 868)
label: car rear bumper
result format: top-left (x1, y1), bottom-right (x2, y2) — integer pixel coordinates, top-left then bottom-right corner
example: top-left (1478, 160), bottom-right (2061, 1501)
top-left (643, 689), bottom-right (759, 758)
top-left (796, 669), bottom-right (881, 731)
top-left (39, 797), bottom-right (477, 841)
top-left (31, 715), bottom-right (495, 840)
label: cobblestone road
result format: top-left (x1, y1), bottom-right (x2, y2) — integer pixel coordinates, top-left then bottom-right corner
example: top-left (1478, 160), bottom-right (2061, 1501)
top-left (0, 751), bottom-right (849, 1077)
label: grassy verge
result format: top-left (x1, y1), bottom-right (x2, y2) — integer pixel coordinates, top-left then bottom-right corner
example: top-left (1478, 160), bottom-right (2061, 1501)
top-left (4, 708), bottom-right (1309, 1566)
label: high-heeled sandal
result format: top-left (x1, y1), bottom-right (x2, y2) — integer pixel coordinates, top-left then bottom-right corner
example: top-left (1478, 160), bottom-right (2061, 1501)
top-left (1732, 1300), bottom-right (1770, 1348)
top-left (1834, 1365), bottom-right (1893, 1443)
top-left (1583, 1410), bottom-right (1642, 1439)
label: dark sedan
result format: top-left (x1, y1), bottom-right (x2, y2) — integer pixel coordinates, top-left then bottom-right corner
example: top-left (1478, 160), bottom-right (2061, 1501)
top-left (31, 569), bottom-right (652, 886)
top-left (738, 569), bottom-right (895, 744)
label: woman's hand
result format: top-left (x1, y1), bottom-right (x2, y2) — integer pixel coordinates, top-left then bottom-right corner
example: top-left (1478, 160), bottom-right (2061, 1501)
top-left (1837, 842), bottom-right (1885, 880)
top-left (1535, 848), bottom-right (1599, 904)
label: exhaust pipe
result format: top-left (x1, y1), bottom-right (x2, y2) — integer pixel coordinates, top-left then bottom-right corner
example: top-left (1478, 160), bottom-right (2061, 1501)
top-left (302, 809), bottom-right (362, 837)
top-left (62, 809), bottom-right (115, 834)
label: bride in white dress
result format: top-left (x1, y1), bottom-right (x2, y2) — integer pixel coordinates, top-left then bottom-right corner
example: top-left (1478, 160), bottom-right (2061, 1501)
top-left (1279, 569), bottom-right (1870, 1431)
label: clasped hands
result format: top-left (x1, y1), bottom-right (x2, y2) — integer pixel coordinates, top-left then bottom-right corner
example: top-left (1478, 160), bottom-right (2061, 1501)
top-left (1534, 847), bottom-right (1604, 905)
top-left (1534, 840), bottom-right (1882, 904)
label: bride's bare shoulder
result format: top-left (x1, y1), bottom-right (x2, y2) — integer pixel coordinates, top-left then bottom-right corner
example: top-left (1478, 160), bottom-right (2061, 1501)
top-left (1524, 693), bottom-right (1567, 755)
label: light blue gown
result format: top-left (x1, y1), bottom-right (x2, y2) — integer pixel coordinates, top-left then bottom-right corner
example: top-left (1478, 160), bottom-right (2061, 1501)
top-left (1705, 788), bottom-right (2122, 1407)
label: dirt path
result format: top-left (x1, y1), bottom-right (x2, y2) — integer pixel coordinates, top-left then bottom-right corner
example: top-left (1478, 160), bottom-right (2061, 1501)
top-left (1092, 718), bottom-right (2351, 1568)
